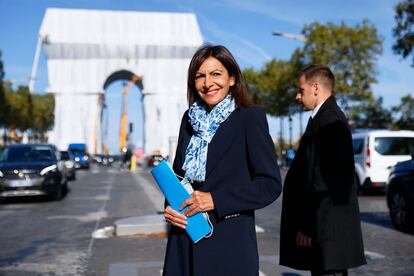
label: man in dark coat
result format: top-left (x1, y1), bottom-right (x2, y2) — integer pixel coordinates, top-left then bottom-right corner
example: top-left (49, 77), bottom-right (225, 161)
top-left (279, 65), bottom-right (366, 276)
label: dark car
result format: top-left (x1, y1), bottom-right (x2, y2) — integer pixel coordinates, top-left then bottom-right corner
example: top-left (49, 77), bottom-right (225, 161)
top-left (387, 157), bottom-right (414, 232)
top-left (0, 144), bottom-right (67, 201)
top-left (60, 150), bottom-right (76, 181)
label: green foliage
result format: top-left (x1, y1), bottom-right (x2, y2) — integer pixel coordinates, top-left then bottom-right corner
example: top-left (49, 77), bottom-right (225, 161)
top-left (0, 48), bottom-right (54, 141)
top-left (299, 20), bottom-right (383, 107)
top-left (0, 50), bottom-right (4, 81)
top-left (5, 86), bottom-right (54, 135)
top-left (5, 86), bottom-right (32, 131)
top-left (244, 59), bottom-right (298, 117)
top-left (392, 94), bottom-right (414, 130)
top-left (348, 97), bottom-right (393, 129)
top-left (32, 93), bottom-right (55, 133)
top-left (0, 50), bottom-right (9, 127)
top-left (393, 0), bottom-right (414, 67)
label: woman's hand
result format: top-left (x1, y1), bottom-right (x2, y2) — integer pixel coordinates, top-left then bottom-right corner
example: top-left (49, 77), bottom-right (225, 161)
top-left (164, 206), bottom-right (187, 229)
top-left (180, 191), bottom-right (215, 217)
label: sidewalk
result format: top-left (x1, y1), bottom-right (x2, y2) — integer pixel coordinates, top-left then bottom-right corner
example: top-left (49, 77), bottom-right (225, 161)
top-left (113, 170), bottom-right (167, 237)
top-left (86, 169), bottom-right (168, 276)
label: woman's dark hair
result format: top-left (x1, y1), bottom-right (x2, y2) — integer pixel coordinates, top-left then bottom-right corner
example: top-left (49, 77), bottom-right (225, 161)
top-left (187, 44), bottom-right (252, 107)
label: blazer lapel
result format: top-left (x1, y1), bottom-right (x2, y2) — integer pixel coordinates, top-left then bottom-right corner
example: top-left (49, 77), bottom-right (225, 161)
top-left (205, 109), bottom-right (240, 178)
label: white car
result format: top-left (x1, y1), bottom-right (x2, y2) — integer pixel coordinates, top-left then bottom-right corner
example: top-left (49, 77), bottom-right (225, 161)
top-left (352, 130), bottom-right (414, 191)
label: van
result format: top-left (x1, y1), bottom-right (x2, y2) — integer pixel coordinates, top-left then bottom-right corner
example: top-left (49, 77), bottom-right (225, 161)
top-left (352, 130), bottom-right (414, 190)
top-left (68, 143), bottom-right (90, 169)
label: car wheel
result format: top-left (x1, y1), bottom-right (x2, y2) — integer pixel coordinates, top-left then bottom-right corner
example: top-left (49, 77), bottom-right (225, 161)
top-left (389, 188), bottom-right (411, 231)
top-left (50, 186), bottom-right (63, 201)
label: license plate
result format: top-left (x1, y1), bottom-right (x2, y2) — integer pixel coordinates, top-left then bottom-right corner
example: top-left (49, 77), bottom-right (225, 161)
top-left (9, 179), bottom-right (32, 187)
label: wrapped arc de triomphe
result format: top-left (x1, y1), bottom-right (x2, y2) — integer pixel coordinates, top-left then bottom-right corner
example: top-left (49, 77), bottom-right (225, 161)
top-left (36, 8), bottom-right (203, 156)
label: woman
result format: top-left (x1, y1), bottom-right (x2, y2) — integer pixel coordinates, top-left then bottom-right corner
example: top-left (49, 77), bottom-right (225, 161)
top-left (163, 44), bottom-right (282, 276)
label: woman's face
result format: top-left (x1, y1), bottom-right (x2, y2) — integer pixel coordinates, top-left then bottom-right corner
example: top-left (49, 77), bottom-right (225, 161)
top-left (195, 57), bottom-right (235, 109)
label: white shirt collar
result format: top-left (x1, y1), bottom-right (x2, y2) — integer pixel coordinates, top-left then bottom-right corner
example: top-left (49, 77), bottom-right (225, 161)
top-left (311, 99), bottom-right (327, 118)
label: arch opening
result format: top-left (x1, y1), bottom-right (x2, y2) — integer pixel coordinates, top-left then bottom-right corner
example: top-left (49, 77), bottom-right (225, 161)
top-left (100, 70), bottom-right (145, 156)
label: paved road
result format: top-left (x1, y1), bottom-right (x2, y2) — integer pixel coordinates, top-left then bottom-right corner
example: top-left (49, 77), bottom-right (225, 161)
top-left (0, 165), bottom-right (413, 275)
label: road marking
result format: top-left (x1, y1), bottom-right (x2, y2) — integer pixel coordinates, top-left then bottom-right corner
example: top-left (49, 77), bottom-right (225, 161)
top-left (92, 226), bottom-right (114, 239)
top-left (87, 175), bottom-right (114, 257)
top-left (255, 225), bottom-right (265, 233)
top-left (365, 250), bottom-right (385, 260)
top-left (109, 262), bottom-right (164, 276)
top-left (48, 211), bottom-right (107, 222)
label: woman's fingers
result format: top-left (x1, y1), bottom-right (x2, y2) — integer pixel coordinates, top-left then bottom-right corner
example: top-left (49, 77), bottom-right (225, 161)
top-left (184, 191), bottom-right (215, 217)
top-left (164, 206), bottom-right (187, 229)
top-left (180, 198), bottom-right (193, 211)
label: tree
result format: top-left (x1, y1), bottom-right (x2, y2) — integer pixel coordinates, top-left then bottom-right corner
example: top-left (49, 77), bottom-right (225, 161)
top-left (392, 94), bottom-right (414, 130)
top-left (244, 59), bottom-right (298, 156)
top-left (393, 0), bottom-right (414, 67)
top-left (5, 86), bottom-right (32, 131)
top-left (348, 97), bottom-right (393, 129)
top-left (0, 50), bottom-right (9, 127)
top-left (299, 20), bottom-right (383, 108)
top-left (32, 93), bottom-right (55, 135)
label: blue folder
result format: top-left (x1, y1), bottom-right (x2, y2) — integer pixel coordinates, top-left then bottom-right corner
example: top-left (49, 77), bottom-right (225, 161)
top-left (151, 160), bottom-right (212, 243)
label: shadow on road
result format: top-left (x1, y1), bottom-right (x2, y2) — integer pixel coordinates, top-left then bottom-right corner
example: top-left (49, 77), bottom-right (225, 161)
top-left (360, 211), bottom-right (393, 230)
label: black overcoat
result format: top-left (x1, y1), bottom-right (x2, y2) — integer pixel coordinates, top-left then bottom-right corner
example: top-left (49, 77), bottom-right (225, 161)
top-left (279, 96), bottom-right (366, 271)
top-left (163, 106), bottom-right (282, 276)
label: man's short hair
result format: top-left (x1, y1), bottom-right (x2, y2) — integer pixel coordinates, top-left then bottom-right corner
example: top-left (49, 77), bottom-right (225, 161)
top-left (299, 64), bottom-right (335, 92)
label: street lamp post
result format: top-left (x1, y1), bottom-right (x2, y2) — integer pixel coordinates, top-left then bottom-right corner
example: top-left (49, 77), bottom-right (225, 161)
top-left (272, 31), bottom-right (307, 42)
top-left (272, 31), bottom-right (307, 139)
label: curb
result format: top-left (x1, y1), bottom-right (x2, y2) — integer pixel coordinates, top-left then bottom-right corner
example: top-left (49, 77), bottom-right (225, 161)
top-left (114, 214), bottom-right (168, 236)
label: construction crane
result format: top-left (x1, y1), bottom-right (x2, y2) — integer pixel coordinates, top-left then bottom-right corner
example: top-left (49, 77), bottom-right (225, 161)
top-left (119, 74), bottom-right (141, 151)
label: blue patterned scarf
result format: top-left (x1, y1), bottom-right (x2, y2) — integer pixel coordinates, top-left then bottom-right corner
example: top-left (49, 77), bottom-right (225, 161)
top-left (182, 94), bottom-right (236, 184)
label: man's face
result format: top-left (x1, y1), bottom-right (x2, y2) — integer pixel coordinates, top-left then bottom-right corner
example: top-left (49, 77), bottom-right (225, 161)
top-left (296, 75), bottom-right (317, 111)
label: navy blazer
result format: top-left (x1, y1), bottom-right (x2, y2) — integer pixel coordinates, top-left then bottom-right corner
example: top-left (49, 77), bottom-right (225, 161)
top-left (163, 106), bottom-right (282, 276)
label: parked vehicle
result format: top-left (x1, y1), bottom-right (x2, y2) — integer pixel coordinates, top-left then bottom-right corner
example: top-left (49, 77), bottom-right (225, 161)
top-left (92, 154), bottom-right (115, 166)
top-left (352, 130), bottom-right (414, 191)
top-left (68, 143), bottom-right (90, 169)
top-left (146, 154), bottom-right (165, 167)
top-left (60, 150), bottom-right (76, 181)
top-left (387, 157), bottom-right (414, 232)
top-left (0, 144), bottom-right (67, 200)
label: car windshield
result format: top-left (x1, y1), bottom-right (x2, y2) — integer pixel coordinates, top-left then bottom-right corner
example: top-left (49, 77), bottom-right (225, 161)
top-left (60, 151), bottom-right (70, 160)
top-left (374, 137), bottom-right (414, 156)
top-left (69, 149), bottom-right (86, 155)
top-left (0, 146), bottom-right (55, 162)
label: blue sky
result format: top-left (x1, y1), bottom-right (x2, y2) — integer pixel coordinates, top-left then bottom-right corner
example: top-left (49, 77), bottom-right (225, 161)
top-left (0, 0), bottom-right (412, 153)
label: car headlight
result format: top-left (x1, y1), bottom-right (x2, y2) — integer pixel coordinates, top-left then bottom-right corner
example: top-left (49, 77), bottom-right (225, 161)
top-left (40, 164), bottom-right (57, 176)
top-left (65, 161), bottom-right (74, 168)
top-left (83, 155), bottom-right (89, 161)
top-left (75, 157), bottom-right (80, 162)
top-left (0, 170), bottom-right (3, 178)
